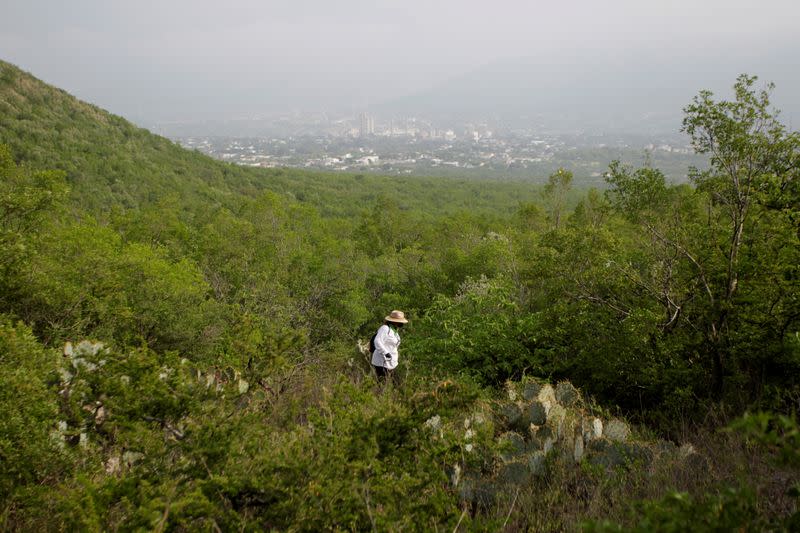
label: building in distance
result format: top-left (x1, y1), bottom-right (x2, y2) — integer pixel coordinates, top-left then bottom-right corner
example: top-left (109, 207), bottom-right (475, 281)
top-left (359, 112), bottom-right (375, 137)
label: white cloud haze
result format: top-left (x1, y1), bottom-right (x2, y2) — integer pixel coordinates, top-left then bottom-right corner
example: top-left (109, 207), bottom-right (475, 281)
top-left (2, 0), bottom-right (798, 124)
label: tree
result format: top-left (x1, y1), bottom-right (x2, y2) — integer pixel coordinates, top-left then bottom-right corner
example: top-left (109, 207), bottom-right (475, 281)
top-left (597, 76), bottom-right (800, 402)
top-left (0, 144), bottom-right (67, 306)
top-left (604, 161), bottom-right (698, 333)
top-left (543, 168), bottom-right (573, 229)
top-left (0, 317), bottom-right (69, 502)
top-left (682, 75), bottom-right (800, 397)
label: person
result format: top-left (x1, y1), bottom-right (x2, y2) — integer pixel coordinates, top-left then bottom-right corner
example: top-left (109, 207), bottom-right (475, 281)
top-left (371, 310), bottom-right (408, 382)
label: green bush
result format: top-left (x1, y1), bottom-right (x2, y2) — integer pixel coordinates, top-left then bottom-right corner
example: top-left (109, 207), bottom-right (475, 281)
top-left (408, 276), bottom-right (540, 386)
top-left (583, 488), bottom-right (769, 533)
top-left (0, 316), bottom-right (69, 503)
top-left (19, 221), bottom-right (221, 356)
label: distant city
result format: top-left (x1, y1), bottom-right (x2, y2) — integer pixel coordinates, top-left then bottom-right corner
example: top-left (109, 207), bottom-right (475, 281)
top-left (169, 112), bottom-right (706, 185)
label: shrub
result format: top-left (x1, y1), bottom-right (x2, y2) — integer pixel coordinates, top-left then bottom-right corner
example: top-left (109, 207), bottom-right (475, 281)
top-left (0, 316), bottom-right (69, 503)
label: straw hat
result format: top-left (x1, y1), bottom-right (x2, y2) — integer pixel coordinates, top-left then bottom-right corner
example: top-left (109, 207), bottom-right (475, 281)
top-left (385, 310), bottom-right (408, 324)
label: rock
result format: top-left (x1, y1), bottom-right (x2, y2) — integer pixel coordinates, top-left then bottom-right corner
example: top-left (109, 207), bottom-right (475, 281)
top-left (75, 340), bottom-right (101, 357)
top-left (555, 381), bottom-right (580, 407)
top-left (505, 381), bottom-right (520, 401)
top-left (627, 443), bottom-right (654, 467)
top-left (559, 411), bottom-right (581, 442)
top-left (70, 341), bottom-right (105, 371)
top-left (522, 380), bottom-right (544, 401)
top-left (498, 460), bottom-right (531, 485)
top-left (528, 450), bottom-right (548, 476)
top-left (464, 410), bottom-right (492, 436)
top-left (105, 455), bottom-right (121, 474)
top-left (473, 482), bottom-right (497, 508)
top-left (582, 417), bottom-right (603, 443)
top-left (498, 402), bottom-right (523, 430)
top-left (423, 415), bottom-right (442, 433)
top-left (528, 424), bottom-right (554, 451)
top-left (546, 404), bottom-right (567, 437)
top-left (587, 439), bottom-right (653, 470)
top-left (536, 384), bottom-right (557, 406)
top-left (498, 431), bottom-right (527, 462)
top-left (604, 419), bottom-right (631, 442)
top-left (52, 420), bottom-right (69, 448)
top-left (525, 401), bottom-right (548, 426)
top-left (591, 418), bottom-right (603, 440)
top-left (573, 434), bottom-right (585, 463)
top-left (654, 439), bottom-right (678, 456)
top-left (542, 434), bottom-right (556, 454)
top-left (94, 405), bottom-right (106, 426)
top-left (586, 439), bottom-right (625, 468)
top-left (458, 476), bottom-right (475, 502)
top-left (464, 428), bottom-right (476, 452)
top-left (58, 367), bottom-right (73, 383)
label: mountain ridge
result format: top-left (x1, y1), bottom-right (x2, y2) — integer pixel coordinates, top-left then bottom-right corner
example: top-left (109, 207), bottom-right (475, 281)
top-left (377, 45), bottom-right (800, 134)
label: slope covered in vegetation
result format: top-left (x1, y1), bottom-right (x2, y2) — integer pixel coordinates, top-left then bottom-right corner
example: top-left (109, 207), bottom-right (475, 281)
top-left (1, 60), bottom-right (798, 530)
top-left (0, 59), bottom-right (550, 219)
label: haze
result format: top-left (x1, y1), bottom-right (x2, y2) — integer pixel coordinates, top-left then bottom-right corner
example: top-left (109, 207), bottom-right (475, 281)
top-left (2, 0), bottom-right (799, 131)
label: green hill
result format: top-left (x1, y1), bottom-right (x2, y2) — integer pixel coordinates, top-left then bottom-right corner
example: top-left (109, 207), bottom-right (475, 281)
top-left (0, 60), bottom-right (259, 212)
top-left (0, 60), bottom-right (550, 219)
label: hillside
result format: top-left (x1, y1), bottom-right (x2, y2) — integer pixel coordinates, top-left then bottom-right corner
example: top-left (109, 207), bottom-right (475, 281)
top-left (0, 61), bottom-right (255, 212)
top-left (0, 60), bottom-right (551, 220)
top-left (1, 62), bottom-right (798, 530)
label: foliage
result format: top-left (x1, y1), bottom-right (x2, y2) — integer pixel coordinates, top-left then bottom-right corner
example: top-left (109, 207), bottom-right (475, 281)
top-left (4, 337), bottom-right (468, 530)
top-left (597, 76), bottom-right (800, 406)
top-left (0, 60), bottom-right (799, 528)
top-left (731, 412), bottom-right (800, 467)
top-left (0, 143), bottom-right (67, 305)
top-left (0, 317), bottom-right (69, 504)
top-left (730, 411), bottom-right (800, 529)
top-left (12, 221), bottom-right (221, 356)
top-left (583, 488), bottom-right (770, 533)
top-left (679, 74), bottom-right (800, 397)
top-left (543, 167), bottom-right (574, 228)
top-left (408, 275), bottom-right (540, 385)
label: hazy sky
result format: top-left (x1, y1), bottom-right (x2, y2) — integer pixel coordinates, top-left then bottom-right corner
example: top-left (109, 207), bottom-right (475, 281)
top-left (2, 0), bottom-right (799, 123)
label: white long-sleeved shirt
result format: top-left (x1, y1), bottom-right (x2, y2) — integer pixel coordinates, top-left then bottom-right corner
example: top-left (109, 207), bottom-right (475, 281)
top-left (371, 324), bottom-right (401, 370)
